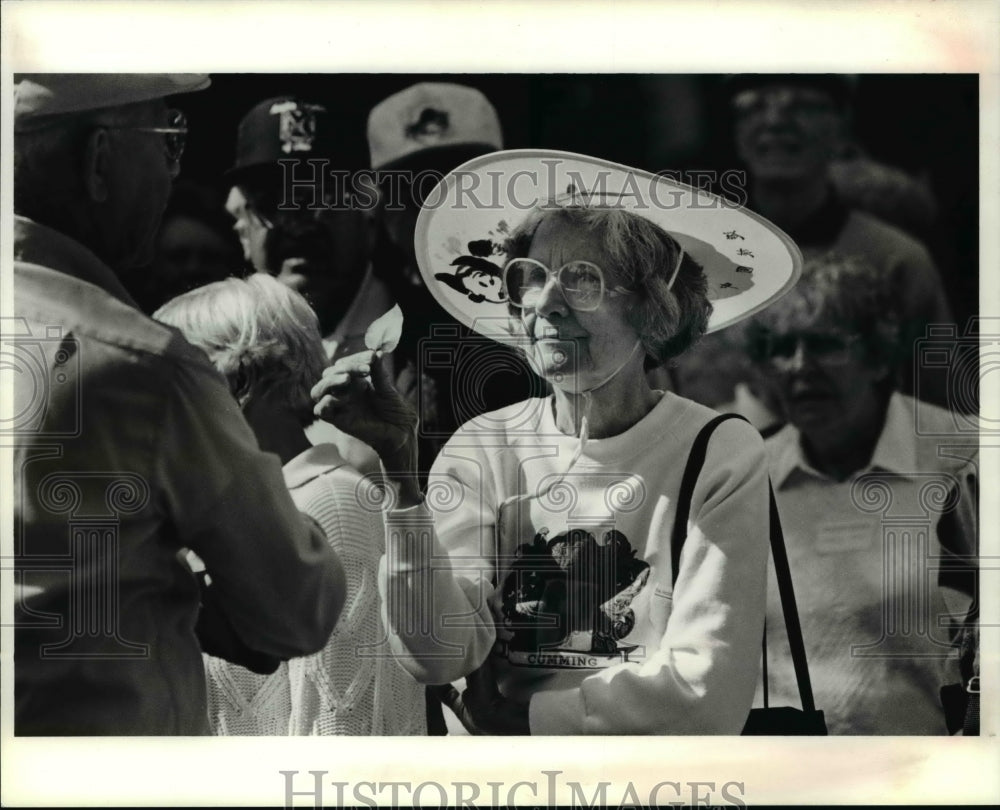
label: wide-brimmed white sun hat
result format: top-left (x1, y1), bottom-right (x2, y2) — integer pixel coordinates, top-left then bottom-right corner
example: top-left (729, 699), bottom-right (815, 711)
top-left (414, 149), bottom-right (801, 346)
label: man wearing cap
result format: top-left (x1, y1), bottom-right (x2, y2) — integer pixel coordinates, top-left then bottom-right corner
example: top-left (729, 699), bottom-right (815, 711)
top-left (10, 74), bottom-right (346, 735)
top-left (723, 74), bottom-right (952, 410)
top-left (224, 95), bottom-right (392, 475)
top-left (225, 95), bottom-right (389, 355)
top-left (367, 82), bottom-right (543, 471)
top-left (367, 82), bottom-right (545, 735)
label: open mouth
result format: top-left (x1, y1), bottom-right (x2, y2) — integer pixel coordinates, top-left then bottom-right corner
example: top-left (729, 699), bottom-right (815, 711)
top-left (532, 336), bottom-right (584, 371)
top-left (536, 327), bottom-right (585, 341)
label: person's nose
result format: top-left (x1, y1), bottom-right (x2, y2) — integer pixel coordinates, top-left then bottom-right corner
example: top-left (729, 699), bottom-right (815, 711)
top-left (533, 273), bottom-right (570, 319)
top-left (783, 340), bottom-right (809, 373)
top-left (760, 92), bottom-right (794, 126)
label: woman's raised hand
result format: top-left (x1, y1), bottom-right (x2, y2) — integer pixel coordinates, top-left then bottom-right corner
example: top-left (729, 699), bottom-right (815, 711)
top-left (311, 350), bottom-right (417, 461)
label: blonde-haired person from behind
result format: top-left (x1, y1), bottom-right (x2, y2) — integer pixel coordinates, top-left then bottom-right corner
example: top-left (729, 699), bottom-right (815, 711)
top-left (155, 274), bottom-right (426, 735)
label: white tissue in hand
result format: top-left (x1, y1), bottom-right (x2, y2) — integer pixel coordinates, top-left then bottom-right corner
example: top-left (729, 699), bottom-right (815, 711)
top-left (364, 304), bottom-right (404, 353)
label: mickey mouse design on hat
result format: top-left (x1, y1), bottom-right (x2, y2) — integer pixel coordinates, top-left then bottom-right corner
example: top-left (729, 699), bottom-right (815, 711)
top-left (415, 149), bottom-right (802, 490)
top-left (415, 149), bottom-right (802, 352)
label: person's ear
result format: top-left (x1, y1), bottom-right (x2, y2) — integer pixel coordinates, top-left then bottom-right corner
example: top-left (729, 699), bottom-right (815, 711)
top-left (82, 128), bottom-right (113, 203)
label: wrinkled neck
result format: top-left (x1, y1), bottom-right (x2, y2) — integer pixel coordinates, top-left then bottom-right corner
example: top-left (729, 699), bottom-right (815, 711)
top-left (551, 341), bottom-right (657, 439)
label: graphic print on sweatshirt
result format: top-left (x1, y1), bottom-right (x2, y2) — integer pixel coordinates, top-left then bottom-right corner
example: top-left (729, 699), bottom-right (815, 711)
top-left (496, 524), bottom-right (651, 669)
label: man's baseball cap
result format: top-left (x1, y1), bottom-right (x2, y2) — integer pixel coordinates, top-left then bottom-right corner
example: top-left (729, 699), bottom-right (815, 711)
top-left (367, 82), bottom-right (503, 171)
top-left (228, 95), bottom-right (363, 182)
top-left (14, 73), bottom-right (210, 131)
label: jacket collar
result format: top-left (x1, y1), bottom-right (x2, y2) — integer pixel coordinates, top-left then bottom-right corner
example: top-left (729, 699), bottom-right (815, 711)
top-left (14, 215), bottom-right (138, 307)
top-left (770, 392), bottom-right (918, 487)
top-left (282, 443), bottom-right (351, 490)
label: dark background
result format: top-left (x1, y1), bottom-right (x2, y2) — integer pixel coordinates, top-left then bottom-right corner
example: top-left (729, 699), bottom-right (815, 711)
top-left (174, 73), bottom-right (979, 327)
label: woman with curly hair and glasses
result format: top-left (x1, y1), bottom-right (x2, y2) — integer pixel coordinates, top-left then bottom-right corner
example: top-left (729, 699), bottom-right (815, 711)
top-left (312, 151), bottom-right (802, 734)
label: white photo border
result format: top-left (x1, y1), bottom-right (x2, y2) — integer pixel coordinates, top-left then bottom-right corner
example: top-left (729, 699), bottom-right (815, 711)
top-left (2, 0), bottom-right (997, 806)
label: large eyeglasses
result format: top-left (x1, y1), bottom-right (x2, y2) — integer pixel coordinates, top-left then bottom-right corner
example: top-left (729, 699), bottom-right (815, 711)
top-left (760, 332), bottom-right (860, 367)
top-left (503, 258), bottom-right (631, 312)
top-left (105, 108), bottom-right (188, 164)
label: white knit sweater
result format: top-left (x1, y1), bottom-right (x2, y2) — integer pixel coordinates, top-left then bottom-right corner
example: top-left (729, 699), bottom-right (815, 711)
top-left (204, 444), bottom-right (426, 735)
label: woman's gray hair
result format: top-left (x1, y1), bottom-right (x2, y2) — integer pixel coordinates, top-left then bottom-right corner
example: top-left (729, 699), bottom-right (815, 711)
top-left (744, 251), bottom-right (900, 369)
top-left (154, 274), bottom-right (328, 424)
top-left (504, 205), bottom-right (712, 364)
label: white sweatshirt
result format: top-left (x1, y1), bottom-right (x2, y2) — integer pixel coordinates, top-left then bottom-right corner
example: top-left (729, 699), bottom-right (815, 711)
top-left (382, 392), bottom-right (769, 734)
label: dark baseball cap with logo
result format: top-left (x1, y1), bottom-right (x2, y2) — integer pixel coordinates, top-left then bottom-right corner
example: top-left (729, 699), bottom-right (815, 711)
top-left (227, 95), bottom-right (363, 185)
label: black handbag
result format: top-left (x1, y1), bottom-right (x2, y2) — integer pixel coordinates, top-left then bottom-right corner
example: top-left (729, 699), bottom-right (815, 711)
top-left (939, 600), bottom-right (979, 735)
top-left (671, 413), bottom-right (828, 735)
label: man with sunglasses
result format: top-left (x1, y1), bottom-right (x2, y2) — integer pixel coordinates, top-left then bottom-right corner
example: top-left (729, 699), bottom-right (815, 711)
top-left (11, 74), bottom-right (346, 735)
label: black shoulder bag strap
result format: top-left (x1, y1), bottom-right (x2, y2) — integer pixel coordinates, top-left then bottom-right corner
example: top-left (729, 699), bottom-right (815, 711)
top-left (670, 413), bottom-right (819, 718)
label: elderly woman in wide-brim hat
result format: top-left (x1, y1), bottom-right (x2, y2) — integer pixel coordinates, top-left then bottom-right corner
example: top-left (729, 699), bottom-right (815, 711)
top-left (313, 150), bottom-right (800, 734)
